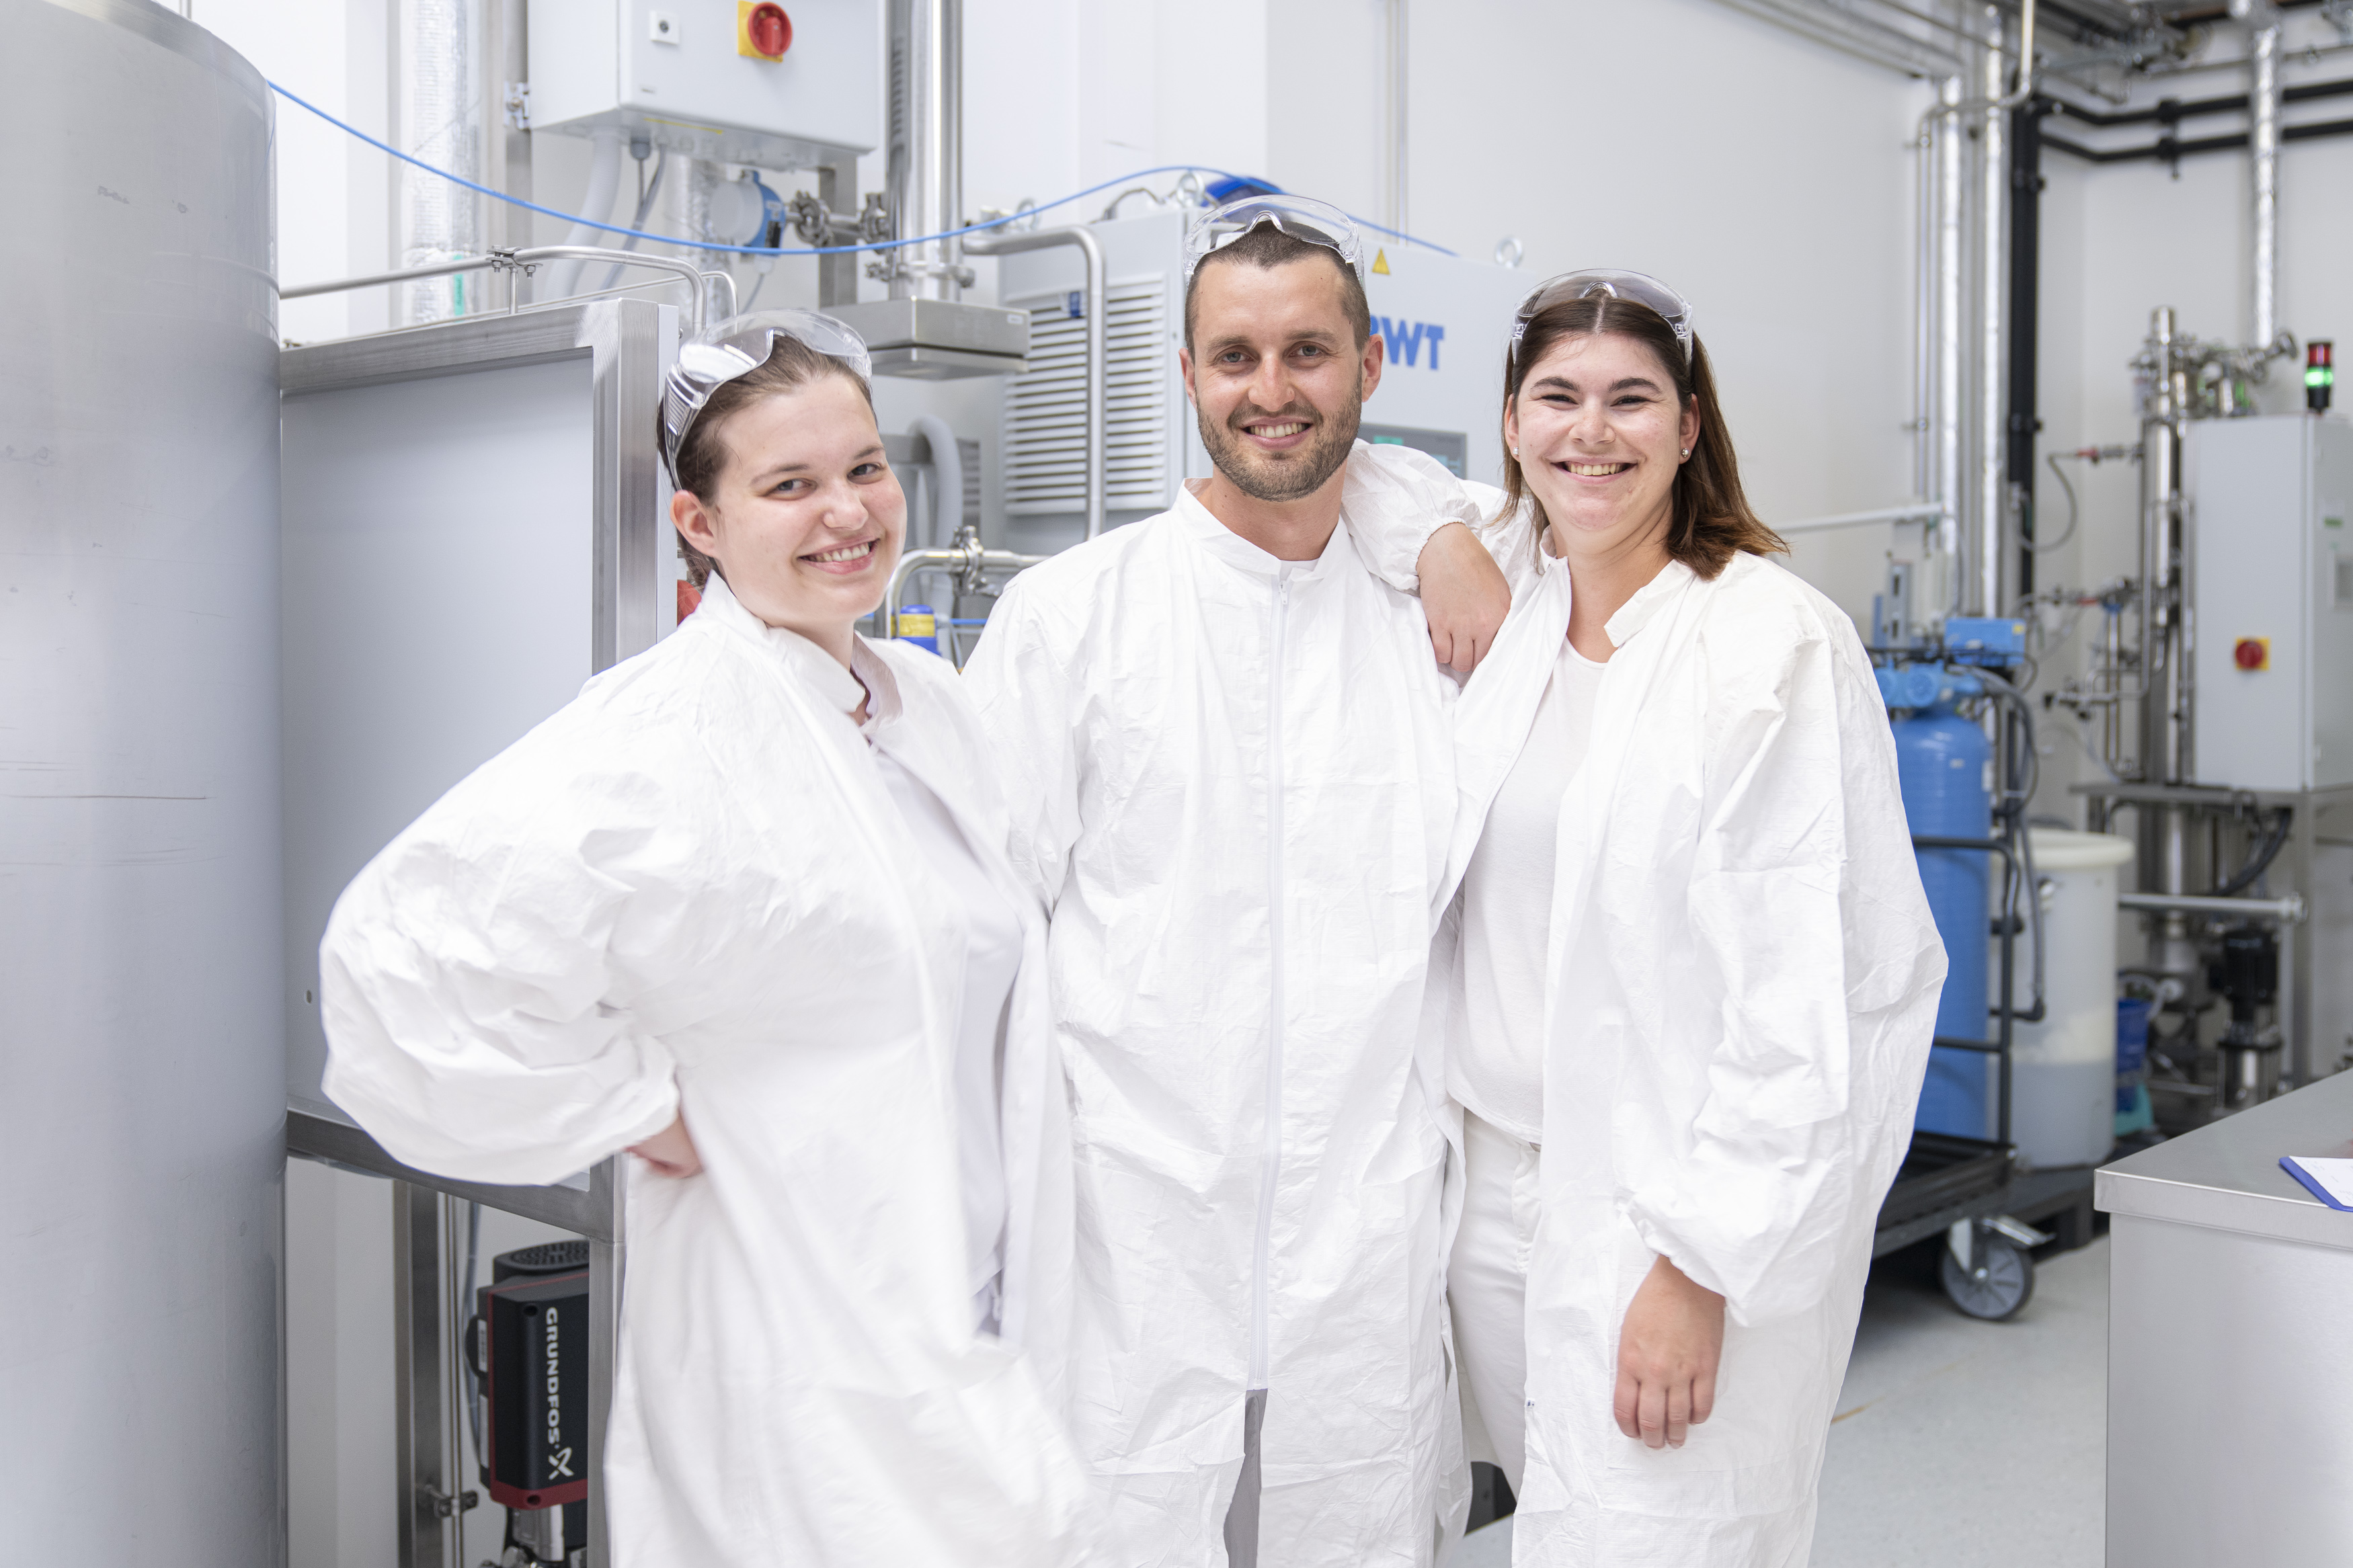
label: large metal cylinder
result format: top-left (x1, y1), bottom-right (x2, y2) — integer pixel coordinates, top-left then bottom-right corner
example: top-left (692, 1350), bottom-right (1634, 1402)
top-left (0, 2), bottom-right (282, 1560)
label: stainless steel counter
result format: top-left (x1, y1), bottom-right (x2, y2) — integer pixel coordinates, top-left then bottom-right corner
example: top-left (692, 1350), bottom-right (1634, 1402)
top-left (2097, 1070), bottom-right (2353, 1565)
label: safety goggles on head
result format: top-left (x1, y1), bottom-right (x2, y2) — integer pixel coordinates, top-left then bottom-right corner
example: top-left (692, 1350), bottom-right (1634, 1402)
top-left (1510, 269), bottom-right (1695, 368)
top-left (660, 309), bottom-right (874, 483)
top-left (1183, 194), bottom-right (1366, 286)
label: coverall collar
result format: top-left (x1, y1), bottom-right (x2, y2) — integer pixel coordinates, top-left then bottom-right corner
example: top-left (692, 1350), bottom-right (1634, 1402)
top-left (694, 572), bottom-right (902, 725)
top-left (1174, 479), bottom-right (1355, 582)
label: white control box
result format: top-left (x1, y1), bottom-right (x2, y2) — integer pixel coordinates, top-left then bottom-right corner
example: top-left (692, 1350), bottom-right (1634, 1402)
top-left (527, 0), bottom-right (881, 167)
top-left (2186, 414), bottom-right (2353, 790)
top-left (992, 210), bottom-right (1527, 554)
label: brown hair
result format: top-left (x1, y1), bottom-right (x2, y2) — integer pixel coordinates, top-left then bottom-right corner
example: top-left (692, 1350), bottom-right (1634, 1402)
top-left (1498, 294), bottom-right (1784, 579)
top-left (1183, 223), bottom-right (1371, 350)
top-left (667, 333), bottom-right (875, 588)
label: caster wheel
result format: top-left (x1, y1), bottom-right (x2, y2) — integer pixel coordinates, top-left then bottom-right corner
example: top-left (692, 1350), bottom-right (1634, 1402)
top-left (1940, 1231), bottom-right (2034, 1320)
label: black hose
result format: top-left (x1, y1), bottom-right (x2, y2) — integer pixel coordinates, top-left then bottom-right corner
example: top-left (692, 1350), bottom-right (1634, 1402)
top-left (2212, 807), bottom-right (2291, 897)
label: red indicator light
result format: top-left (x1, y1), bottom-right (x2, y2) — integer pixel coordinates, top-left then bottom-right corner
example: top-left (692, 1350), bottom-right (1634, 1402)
top-left (2234, 637), bottom-right (2270, 671)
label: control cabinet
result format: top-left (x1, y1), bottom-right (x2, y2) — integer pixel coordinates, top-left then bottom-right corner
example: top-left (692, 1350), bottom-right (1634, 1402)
top-left (2186, 415), bottom-right (2353, 791)
top-left (527, 0), bottom-right (881, 168)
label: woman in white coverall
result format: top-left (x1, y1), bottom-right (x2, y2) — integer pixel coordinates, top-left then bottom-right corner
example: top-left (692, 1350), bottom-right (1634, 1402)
top-left (318, 313), bottom-right (1099, 1567)
top-left (1435, 274), bottom-right (1944, 1565)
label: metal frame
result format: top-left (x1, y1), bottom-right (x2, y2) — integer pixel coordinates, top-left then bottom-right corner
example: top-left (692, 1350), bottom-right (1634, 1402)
top-left (2076, 778), bottom-right (2353, 1087)
top-left (282, 297), bottom-right (669, 1568)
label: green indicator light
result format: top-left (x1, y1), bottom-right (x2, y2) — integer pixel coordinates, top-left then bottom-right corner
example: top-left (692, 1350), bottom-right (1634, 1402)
top-left (2309, 367), bottom-right (2336, 388)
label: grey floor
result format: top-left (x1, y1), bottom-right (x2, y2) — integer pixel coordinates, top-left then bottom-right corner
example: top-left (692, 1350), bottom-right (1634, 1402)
top-left (1447, 1237), bottom-right (2109, 1567)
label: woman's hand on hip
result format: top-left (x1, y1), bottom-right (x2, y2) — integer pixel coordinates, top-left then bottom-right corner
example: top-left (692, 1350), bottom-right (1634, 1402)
top-left (1613, 1253), bottom-right (1725, 1449)
top-left (628, 1111), bottom-right (703, 1178)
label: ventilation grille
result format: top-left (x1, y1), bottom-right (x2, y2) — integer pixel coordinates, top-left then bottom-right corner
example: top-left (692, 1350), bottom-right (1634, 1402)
top-left (1002, 276), bottom-right (1173, 515)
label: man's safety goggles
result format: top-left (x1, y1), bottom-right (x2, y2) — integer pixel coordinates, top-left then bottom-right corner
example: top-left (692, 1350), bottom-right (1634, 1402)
top-left (1183, 195), bottom-right (1366, 286)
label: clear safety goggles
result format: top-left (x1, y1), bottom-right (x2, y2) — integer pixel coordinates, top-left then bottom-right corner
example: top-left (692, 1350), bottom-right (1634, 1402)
top-left (660, 309), bottom-right (874, 482)
top-left (1182, 194), bottom-right (1365, 285)
top-left (1510, 269), bottom-right (1695, 367)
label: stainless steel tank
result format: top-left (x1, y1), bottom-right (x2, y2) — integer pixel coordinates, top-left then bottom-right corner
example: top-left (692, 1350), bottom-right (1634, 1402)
top-left (0, 2), bottom-right (282, 1561)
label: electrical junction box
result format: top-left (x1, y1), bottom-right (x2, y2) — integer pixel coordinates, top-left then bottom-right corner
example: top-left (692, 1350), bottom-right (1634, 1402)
top-left (526, 0), bottom-right (880, 169)
top-left (991, 210), bottom-right (1526, 556)
top-left (2185, 413), bottom-right (2353, 791)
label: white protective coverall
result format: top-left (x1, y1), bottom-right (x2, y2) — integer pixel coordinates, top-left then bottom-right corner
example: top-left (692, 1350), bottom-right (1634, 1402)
top-left (319, 574), bottom-right (1100, 1568)
top-left (1432, 513), bottom-right (1945, 1565)
top-left (960, 442), bottom-right (1480, 1567)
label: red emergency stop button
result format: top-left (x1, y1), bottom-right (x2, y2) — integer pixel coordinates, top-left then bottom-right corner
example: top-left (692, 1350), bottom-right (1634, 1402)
top-left (738, 2), bottom-right (791, 59)
top-left (2234, 636), bottom-right (2270, 671)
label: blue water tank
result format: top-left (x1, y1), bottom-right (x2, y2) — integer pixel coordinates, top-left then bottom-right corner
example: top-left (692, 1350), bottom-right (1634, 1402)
top-left (1886, 673), bottom-right (1993, 1139)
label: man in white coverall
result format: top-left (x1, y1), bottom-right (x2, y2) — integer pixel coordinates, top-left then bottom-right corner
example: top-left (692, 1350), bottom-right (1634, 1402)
top-left (962, 196), bottom-right (1509, 1568)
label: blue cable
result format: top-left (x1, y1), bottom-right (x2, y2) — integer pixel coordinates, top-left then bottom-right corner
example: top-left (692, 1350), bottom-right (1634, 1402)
top-left (266, 80), bottom-right (1460, 259)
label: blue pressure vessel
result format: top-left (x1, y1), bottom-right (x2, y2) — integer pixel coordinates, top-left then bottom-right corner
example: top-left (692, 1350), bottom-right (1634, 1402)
top-left (1883, 670), bottom-right (1993, 1139)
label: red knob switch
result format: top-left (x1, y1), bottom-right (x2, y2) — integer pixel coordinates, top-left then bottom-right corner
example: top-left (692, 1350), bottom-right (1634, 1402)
top-left (2234, 637), bottom-right (2270, 671)
top-left (743, 2), bottom-right (791, 58)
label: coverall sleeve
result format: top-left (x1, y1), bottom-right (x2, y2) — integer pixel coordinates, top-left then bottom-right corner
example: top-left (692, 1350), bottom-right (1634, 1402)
top-left (1622, 610), bottom-right (1939, 1326)
top-left (960, 575), bottom-right (1086, 915)
top-left (1341, 440), bottom-right (1499, 592)
top-left (319, 747), bottom-right (686, 1189)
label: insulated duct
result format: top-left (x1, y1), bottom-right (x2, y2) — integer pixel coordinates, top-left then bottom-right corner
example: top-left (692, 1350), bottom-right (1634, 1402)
top-left (397, 0), bottom-right (483, 323)
top-left (2250, 19), bottom-right (2283, 350)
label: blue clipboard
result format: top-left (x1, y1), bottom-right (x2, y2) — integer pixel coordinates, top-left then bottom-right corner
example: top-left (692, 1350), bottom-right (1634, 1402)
top-left (2279, 1156), bottom-right (2353, 1211)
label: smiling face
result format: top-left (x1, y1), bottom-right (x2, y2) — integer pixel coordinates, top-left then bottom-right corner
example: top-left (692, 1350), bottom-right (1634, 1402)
top-left (669, 374), bottom-right (906, 661)
top-left (1181, 253), bottom-right (1383, 503)
top-left (1505, 331), bottom-right (1701, 561)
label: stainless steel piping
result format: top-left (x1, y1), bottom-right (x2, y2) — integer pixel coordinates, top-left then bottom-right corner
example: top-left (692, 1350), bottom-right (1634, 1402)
top-left (2120, 891), bottom-right (2305, 923)
top-left (961, 224), bottom-right (1108, 539)
top-left (281, 245), bottom-right (725, 335)
top-left (1708, 0), bottom-right (1964, 75)
top-left (886, 0), bottom-right (965, 302)
top-left (880, 540), bottom-right (1050, 640)
top-left (1976, 11), bottom-right (2009, 618)
top-left (2250, 20), bottom-right (2283, 350)
top-left (1386, 0), bottom-right (1409, 237)
top-left (1937, 74), bottom-right (1966, 617)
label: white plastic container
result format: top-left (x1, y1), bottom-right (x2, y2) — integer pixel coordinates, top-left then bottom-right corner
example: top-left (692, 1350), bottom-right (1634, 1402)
top-left (2011, 829), bottom-right (2135, 1167)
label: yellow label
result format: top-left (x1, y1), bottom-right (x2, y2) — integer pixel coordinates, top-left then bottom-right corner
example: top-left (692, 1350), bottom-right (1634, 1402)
top-left (898, 610), bottom-right (936, 638)
top-left (1371, 249), bottom-right (1391, 276)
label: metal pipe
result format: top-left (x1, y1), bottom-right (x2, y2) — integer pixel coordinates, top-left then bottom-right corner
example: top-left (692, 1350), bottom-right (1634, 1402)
top-left (1708, 0), bottom-right (1965, 75)
top-left (1386, 0), bottom-right (1409, 237)
top-left (887, 0), bottom-right (963, 301)
top-left (2120, 890), bottom-right (2306, 923)
top-left (961, 224), bottom-right (1107, 538)
top-left (282, 245), bottom-right (723, 334)
top-left (1936, 74), bottom-right (1966, 618)
top-left (1978, 9), bottom-right (2009, 618)
top-left (880, 544), bottom-right (1049, 638)
top-left (2251, 22), bottom-right (2283, 350)
top-left (1778, 502), bottom-right (1951, 533)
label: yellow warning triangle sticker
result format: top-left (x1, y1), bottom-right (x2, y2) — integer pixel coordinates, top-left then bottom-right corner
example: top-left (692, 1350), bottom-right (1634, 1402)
top-left (1371, 249), bottom-right (1391, 276)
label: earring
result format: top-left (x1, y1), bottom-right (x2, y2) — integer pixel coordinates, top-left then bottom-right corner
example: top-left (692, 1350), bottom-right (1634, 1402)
top-left (1680, 448), bottom-right (1691, 459)
top-left (1511, 447), bottom-right (1520, 459)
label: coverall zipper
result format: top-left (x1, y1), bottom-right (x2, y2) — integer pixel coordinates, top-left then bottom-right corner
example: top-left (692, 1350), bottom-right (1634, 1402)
top-left (1249, 573), bottom-right (1291, 1392)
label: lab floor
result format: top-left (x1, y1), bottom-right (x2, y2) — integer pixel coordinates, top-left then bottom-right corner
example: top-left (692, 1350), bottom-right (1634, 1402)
top-left (1447, 1236), bottom-right (2110, 1567)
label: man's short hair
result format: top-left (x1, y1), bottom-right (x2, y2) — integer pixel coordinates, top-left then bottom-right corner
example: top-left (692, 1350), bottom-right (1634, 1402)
top-left (1183, 225), bottom-right (1373, 350)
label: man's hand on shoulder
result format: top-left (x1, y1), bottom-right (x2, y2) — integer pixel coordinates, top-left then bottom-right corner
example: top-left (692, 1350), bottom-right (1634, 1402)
top-left (1417, 522), bottom-right (1510, 674)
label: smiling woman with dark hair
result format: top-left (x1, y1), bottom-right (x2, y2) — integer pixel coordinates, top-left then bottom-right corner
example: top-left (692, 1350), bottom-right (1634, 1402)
top-left (1431, 274), bottom-right (1946, 1564)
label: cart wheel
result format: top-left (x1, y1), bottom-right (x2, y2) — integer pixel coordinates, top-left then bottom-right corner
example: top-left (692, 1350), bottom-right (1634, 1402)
top-left (1939, 1231), bottom-right (2035, 1320)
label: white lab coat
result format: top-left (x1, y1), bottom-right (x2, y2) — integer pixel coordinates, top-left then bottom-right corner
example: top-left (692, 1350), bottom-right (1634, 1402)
top-left (319, 575), bottom-right (1099, 1568)
top-left (960, 444), bottom-right (1479, 1567)
top-left (1435, 520), bottom-right (1944, 1565)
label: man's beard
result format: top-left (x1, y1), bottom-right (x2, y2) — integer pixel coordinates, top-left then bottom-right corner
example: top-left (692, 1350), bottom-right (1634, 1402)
top-left (1197, 383), bottom-right (1363, 503)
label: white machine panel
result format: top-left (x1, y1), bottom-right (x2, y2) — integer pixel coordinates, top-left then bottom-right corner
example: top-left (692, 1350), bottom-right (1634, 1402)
top-left (1359, 239), bottom-right (1528, 490)
top-left (2186, 415), bottom-right (2353, 791)
top-left (528, 0), bottom-right (881, 166)
top-left (994, 210), bottom-right (1527, 554)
